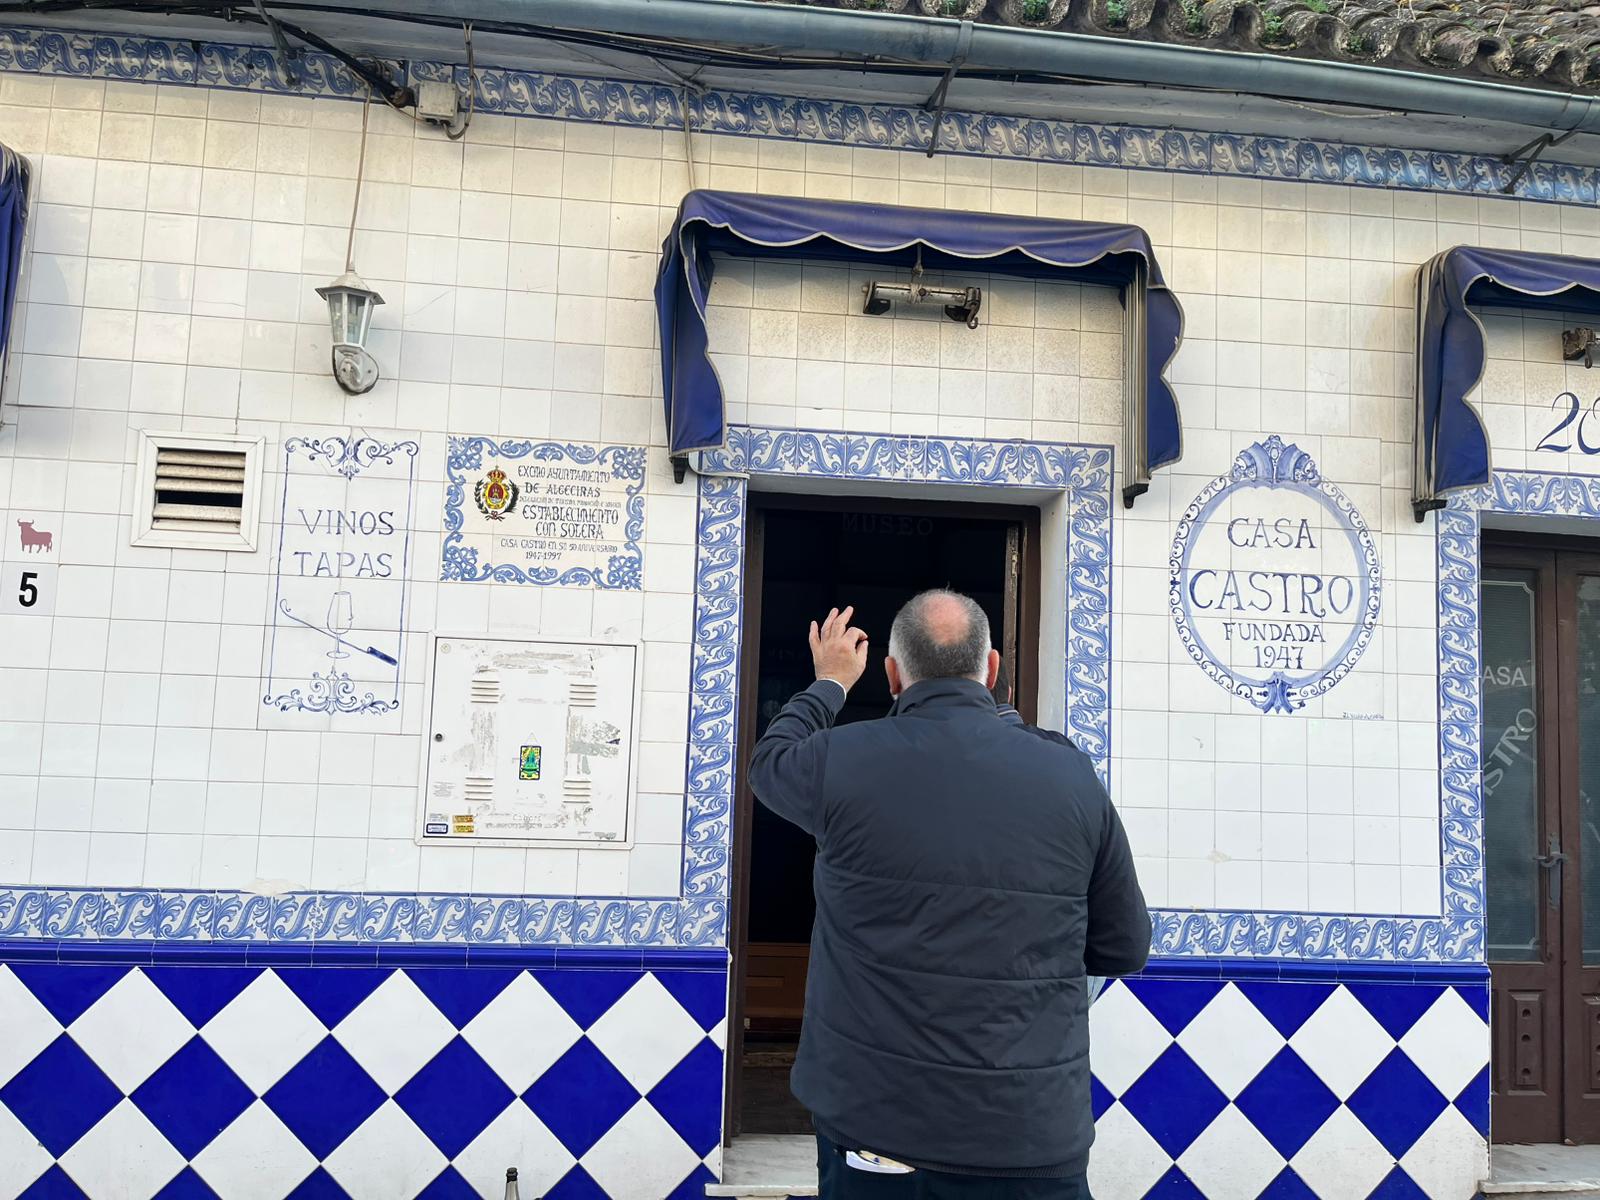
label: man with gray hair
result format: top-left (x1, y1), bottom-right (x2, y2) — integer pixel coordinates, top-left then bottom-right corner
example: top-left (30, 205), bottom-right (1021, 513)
top-left (750, 590), bottom-right (1149, 1198)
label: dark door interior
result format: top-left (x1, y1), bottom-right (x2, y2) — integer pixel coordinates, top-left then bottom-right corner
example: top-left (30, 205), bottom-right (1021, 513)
top-left (1485, 538), bottom-right (1600, 1145)
top-left (725, 492), bottom-right (1041, 1139)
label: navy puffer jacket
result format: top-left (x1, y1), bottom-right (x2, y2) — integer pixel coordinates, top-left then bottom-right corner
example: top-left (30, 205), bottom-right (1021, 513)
top-left (749, 676), bottom-right (1149, 1175)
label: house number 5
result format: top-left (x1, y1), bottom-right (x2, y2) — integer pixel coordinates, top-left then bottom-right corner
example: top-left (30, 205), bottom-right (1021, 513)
top-left (1536, 391), bottom-right (1600, 454)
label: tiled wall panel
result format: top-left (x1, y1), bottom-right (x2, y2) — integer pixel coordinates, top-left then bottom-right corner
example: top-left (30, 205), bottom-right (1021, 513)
top-left (0, 953), bottom-right (728, 1200)
top-left (0, 25), bottom-right (1577, 1199)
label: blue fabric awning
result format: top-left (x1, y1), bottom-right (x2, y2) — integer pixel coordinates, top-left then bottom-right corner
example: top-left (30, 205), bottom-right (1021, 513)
top-left (0, 146), bottom-right (28, 371)
top-left (1415, 245), bottom-right (1600, 515)
top-left (655, 190), bottom-right (1184, 489)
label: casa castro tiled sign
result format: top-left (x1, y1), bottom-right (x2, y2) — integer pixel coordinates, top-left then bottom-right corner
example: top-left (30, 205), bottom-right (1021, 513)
top-left (1170, 436), bottom-right (1383, 714)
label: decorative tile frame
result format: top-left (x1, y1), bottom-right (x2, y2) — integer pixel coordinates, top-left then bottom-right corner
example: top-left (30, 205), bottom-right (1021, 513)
top-left (1428, 470), bottom-right (1600, 960)
top-left (700, 426), bottom-right (1116, 773)
top-left (1169, 436), bottom-right (1384, 716)
top-left (439, 436), bottom-right (647, 589)
top-left (2, 25), bottom-right (1599, 204)
top-left (1151, 470), bottom-right (1582, 962)
top-left (261, 434), bottom-right (419, 718)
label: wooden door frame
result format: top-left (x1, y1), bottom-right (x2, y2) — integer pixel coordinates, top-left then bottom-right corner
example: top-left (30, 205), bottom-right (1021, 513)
top-left (1482, 540), bottom-right (1564, 1144)
top-left (723, 505), bottom-right (766, 1141)
top-left (1556, 550), bottom-right (1600, 1144)
top-left (722, 489), bottom-right (1044, 1143)
top-left (735, 489), bottom-right (1043, 717)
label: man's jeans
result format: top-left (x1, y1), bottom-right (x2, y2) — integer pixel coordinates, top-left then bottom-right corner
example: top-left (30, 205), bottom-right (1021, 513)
top-left (816, 1135), bottom-right (1093, 1199)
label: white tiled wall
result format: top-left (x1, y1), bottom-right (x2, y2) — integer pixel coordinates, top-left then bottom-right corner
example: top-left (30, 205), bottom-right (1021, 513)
top-left (1477, 306), bottom-right (1600, 474)
top-left (0, 67), bottom-right (1588, 920)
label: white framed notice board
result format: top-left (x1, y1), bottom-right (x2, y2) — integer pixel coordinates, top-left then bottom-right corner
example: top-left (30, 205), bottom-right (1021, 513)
top-left (419, 635), bottom-right (639, 849)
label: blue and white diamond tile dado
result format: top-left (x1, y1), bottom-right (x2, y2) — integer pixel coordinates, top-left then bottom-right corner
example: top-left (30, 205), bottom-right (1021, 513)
top-left (0, 960), bottom-right (726, 1200)
top-left (1, 959), bottom-right (1488, 1200)
top-left (1087, 975), bottom-right (1490, 1200)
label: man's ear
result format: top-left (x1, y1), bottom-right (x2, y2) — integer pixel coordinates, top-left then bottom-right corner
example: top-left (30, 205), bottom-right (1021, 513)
top-left (984, 649), bottom-right (1001, 692)
top-left (885, 656), bottom-right (903, 697)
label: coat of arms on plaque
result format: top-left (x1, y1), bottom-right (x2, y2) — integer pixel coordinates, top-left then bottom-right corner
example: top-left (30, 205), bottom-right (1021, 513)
top-left (474, 467), bottom-right (519, 520)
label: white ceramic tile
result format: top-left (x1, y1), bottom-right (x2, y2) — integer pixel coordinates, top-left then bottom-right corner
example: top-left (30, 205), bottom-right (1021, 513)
top-left (332, 970), bottom-right (456, 1094)
top-left (1085, 1103), bottom-right (1172, 1200)
top-left (585, 973), bottom-right (706, 1093)
top-left (1178, 1105), bottom-right (1286, 1200)
top-left (453, 1101), bottom-right (574, 1199)
top-left (580, 1100), bottom-right (703, 1200)
top-left (200, 969), bottom-right (328, 1093)
top-left (1289, 986), bottom-right (1395, 1100)
top-left (191, 1101), bottom-right (318, 1200)
top-left (67, 968), bottom-right (194, 1092)
top-left (58, 1100), bottom-right (185, 1200)
top-left (0, 965), bottom-right (62, 1089)
top-left (0, 1094), bottom-right (54, 1200)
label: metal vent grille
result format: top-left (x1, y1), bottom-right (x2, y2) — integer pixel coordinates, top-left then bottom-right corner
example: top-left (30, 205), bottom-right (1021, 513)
top-left (151, 446), bottom-right (247, 533)
top-left (470, 672), bottom-right (501, 704)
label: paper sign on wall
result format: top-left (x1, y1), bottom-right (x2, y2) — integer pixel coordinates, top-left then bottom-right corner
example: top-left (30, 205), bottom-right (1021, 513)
top-left (421, 636), bottom-right (638, 848)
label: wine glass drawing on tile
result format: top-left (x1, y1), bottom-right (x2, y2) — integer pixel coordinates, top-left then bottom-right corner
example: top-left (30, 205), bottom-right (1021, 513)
top-left (327, 591), bottom-right (353, 659)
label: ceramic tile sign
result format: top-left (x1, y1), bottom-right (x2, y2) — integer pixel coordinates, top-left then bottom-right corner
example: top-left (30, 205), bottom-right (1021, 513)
top-left (421, 636), bottom-right (638, 847)
top-left (0, 511), bottom-right (57, 617)
top-left (259, 433), bottom-right (419, 728)
top-left (1170, 436), bottom-right (1383, 714)
top-left (440, 436), bottom-right (646, 589)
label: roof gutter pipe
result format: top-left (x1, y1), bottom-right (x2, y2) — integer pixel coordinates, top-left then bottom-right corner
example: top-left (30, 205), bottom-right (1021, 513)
top-left (343, 0), bottom-right (1600, 135)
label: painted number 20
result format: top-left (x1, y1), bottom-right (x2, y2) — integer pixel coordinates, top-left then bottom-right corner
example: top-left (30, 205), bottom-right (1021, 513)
top-left (1536, 391), bottom-right (1600, 454)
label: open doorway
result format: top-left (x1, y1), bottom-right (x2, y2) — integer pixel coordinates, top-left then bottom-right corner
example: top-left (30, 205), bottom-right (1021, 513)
top-left (725, 491), bottom-right (1042, 1139)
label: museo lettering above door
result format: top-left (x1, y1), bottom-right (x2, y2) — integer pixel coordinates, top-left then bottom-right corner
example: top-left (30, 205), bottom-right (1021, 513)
top-left (1484, 541), bottom-right (1600, 1145)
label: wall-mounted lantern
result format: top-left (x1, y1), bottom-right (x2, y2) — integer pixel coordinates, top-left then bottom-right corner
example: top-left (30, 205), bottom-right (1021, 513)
top-left (317, 271), bottom-right (384, 394)
top-left (318, 91), bottom-right (384, 395)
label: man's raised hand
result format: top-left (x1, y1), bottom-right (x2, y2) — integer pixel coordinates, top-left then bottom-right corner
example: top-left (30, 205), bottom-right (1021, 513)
top-left (809, 605), bottom-right (869, 692)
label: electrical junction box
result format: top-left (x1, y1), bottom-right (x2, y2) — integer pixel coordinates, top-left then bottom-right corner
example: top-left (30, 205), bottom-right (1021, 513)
top-left (415, 81), bottom-right (460, 126)
top-left (419, 636), bottom-right (639, 848)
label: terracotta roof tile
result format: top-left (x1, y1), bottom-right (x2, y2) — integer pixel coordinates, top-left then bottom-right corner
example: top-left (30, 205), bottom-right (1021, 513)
top-left (768, 0), bottom-right (1600, 91)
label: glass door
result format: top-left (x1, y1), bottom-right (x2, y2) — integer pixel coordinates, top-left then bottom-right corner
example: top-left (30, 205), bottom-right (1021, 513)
top-left (1485, 543), bottom-right (1600, 1144)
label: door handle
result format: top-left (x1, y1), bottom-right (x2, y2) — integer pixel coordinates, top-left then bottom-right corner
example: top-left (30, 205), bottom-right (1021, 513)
top-left (1536, 833), bottom-right (1567, 908)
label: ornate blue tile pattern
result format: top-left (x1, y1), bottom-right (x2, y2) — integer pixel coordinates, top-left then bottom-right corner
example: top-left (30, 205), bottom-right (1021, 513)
top-left (0, 958), bottom-right (1486, 1200)
top-left (1425, 470), bottom-right (1600, 965)
top-left (1140, 465), bottom-right (1525, 965)
top-left (0, 25), bottom-right (1596, 201)
top-left (702, 427), bottom-right (1115, 774)
top-left (0, 959), bottom-right (728, 1200)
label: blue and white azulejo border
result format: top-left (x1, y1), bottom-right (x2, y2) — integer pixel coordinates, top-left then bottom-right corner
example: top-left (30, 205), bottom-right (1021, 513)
top-left (0, 25), bottom-right (1596, 204)
top-left (701, 425), bottom-right (1115, 774)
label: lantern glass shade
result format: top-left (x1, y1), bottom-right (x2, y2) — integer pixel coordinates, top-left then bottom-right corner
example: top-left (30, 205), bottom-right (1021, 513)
top-left (316, 271), bottom-right (384, 350)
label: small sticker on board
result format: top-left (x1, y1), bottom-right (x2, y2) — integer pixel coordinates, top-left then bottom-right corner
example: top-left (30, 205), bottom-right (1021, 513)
top-left (424, 821), bottom-right (448, 836)
top-left (519, 745), bottom-right (542, 780)
top-left (452, 814), bottom-right (474, 834)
